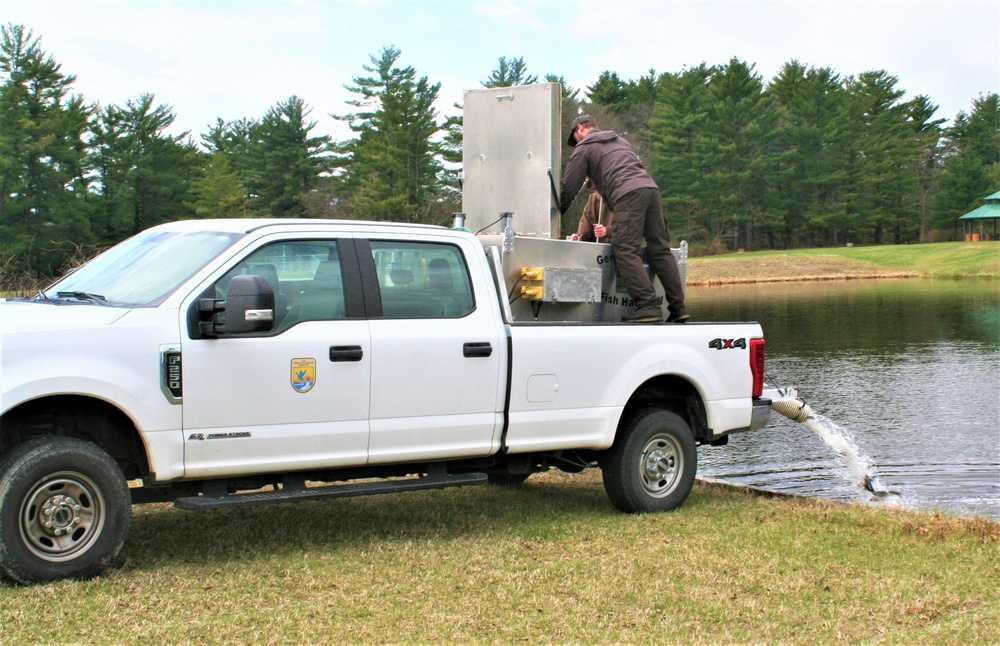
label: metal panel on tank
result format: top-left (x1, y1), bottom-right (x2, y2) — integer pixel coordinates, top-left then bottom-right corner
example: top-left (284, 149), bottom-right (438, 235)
top-left (461, 81), bottom-right (687, 324)
top-left (479, 234), bottom-right (686, 323)
top-left (462, 83), bottom-right (561, 238)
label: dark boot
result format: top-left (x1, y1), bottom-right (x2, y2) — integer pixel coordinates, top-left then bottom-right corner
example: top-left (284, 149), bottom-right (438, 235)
top-left (621, 305), bottom-right (663, 323)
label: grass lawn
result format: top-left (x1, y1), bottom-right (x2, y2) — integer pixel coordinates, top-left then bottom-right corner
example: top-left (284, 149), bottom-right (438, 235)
top-left (687, 241), bottom-right (1000, 284)
top-left (1, 472), bottom-right (996, 644)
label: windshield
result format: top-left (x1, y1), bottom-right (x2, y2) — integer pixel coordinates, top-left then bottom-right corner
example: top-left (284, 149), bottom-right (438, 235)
top-left (43, 229), bottom-right (244, 307)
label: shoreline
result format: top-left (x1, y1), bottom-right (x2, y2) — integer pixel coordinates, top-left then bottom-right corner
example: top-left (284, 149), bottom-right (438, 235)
top-left (685, 271), bottom-right (922, 286)
top-left (684, 241), bottom-right (999, 285)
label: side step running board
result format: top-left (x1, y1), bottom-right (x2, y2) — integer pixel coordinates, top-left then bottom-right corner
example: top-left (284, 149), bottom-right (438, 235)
top-left (174, 472), bottom-right (488, 511)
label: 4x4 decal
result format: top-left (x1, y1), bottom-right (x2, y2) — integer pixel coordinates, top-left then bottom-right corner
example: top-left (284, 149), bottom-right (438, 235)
top-left (708, 338), bottom-right (747, 350)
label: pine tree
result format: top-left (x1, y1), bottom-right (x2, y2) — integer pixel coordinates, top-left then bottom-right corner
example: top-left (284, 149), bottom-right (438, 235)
top-left (88, 94), bottom-right (200, 243)
top-left (481, 56), bottom-right (538, 88)
top-left (202, 100), bottom-right (330, 218)
top-left (255, 96), bottom-right (331, 217)
top-left (188, 152), bottom-right (250, 218)
top-left (702, 59), bottom-right (781, 250)
top-left (934, 93), bottom-right (1000, 234)
top-left (843, 71), bottom-right (921, 243)
top-left (648, 65), bottom-right (715, 246)
top-left (768, 61), bottom-right (851, 246)
top-left (0, 23), bottom-right (92, 275)
top-left (334, 47), bottom-right (448, 222)
top-left (587, 71), bottom-right (630, 112)
top-left (900, 94), bottom-right (946, 241)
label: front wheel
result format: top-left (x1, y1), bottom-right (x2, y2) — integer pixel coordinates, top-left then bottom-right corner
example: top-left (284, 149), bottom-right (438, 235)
top-left (0, 436), bottom-right (131, 584)
top-left (602, 408), bottom-right (697, 513)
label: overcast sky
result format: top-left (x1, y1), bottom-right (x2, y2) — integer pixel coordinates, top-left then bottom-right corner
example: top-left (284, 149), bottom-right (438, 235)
top-left (3, 0), bottom-right (997, 143)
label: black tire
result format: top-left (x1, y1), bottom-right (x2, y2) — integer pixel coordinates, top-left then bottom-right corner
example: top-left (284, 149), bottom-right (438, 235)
top-left (0, 436), bottom-right (131, 584)
top-left (602, 408), bottom-right (697, 513)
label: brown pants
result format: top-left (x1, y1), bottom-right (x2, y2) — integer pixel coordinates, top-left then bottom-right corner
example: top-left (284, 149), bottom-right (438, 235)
top-left (609, 188), bottom-right (687, 316)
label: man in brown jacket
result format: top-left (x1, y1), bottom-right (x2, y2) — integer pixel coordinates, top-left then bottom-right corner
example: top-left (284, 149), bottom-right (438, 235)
top-left (571, 179), bottom-right (613, 242)
top-left (559, 115), bottom-right (688, 323)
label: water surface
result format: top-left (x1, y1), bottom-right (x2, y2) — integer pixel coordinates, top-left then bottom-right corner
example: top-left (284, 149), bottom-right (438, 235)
top-left (689, 279), bottom-right (1000, 519)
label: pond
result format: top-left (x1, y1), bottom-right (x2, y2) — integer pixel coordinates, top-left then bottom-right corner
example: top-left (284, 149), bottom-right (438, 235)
top-left (688, 278), bottom-right (1000, 519)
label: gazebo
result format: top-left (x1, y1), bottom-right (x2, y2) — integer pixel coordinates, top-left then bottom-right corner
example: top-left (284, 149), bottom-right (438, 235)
top-left (958, 190), bottom-right (1000, 241)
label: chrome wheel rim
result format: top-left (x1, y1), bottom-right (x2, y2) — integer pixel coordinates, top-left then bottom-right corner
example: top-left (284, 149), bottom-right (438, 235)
top-left (19, 472), bottom-right (106, 562)
top-left (639, 433), bottom-right (683, 498)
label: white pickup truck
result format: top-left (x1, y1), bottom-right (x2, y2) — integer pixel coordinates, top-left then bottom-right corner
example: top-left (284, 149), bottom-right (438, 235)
top-left (0, 218), bottom-right (771, 584)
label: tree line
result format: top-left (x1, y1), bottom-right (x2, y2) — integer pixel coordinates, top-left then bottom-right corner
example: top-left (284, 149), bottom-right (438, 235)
top-left (1, 22), bottom-right (997, 283)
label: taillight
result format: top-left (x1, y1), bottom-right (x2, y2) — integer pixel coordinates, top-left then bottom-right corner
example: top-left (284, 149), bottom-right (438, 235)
top-left (749, 337), bottom-right (765, 397)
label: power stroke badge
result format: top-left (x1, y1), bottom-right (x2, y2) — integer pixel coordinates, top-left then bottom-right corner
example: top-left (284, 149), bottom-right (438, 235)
top-left (291, 358), bottom-right (317, 393)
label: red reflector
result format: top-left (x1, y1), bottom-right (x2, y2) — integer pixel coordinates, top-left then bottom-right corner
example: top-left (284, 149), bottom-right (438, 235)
top-left (749, 338), bottom-right (765, 398)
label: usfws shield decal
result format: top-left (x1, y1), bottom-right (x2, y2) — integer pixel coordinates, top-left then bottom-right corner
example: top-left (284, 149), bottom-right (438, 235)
top-left (291, 358), bottom-right (316, 393)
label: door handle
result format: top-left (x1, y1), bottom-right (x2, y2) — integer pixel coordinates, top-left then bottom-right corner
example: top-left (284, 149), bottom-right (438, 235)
top-left (329, 345), bottom-right (364, 362)
top-left (463, 342), bottom-right (493, 358)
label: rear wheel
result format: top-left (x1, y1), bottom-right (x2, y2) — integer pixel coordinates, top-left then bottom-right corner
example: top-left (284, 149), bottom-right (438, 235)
top-left (602, 408), bottom-right (697, 513)
top-left (0, 437), bottom-right (131, 584)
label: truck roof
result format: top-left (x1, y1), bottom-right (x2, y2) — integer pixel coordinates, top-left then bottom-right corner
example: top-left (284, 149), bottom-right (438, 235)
top-left (149, 218), bottom-right (450, 236)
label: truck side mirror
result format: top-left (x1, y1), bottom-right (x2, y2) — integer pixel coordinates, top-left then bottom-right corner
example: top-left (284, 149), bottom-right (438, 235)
top-left (196, 274), bottom-right (275, 337)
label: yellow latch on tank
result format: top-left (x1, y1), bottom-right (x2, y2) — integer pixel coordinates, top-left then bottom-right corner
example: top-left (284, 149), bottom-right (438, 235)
top-left (520, 267), bottom-right (545, 301)
top-left (521, 286), bottom-right (544, 300)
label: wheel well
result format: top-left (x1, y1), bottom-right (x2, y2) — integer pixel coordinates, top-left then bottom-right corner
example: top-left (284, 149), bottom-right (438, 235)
top-left (1, 396), bottom-right (149, 480)
top-left (621, 375), bottom-right (710, 442)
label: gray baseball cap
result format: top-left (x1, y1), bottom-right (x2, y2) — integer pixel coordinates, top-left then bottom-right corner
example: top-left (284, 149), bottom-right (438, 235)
top-left (567, 114), bottom-right (594, 146)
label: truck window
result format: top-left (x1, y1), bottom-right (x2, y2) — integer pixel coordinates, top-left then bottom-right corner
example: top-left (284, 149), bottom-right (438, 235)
top-left (45, 230), bottom-right (242, 307)
top-left (217, 241), bottom-right (346, 329)
top-left (369, 241), bottom-right (474, 318)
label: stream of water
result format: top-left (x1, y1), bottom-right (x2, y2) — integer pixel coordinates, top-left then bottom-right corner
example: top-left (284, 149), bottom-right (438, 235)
top-left (690, 278), bottom-right (999, 519)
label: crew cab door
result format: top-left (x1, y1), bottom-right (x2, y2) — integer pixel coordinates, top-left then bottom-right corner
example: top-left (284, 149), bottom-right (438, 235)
top-left (180, 235), bottom-right (371, 478)
top-left (358, 236), bottom-right (506, 464)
